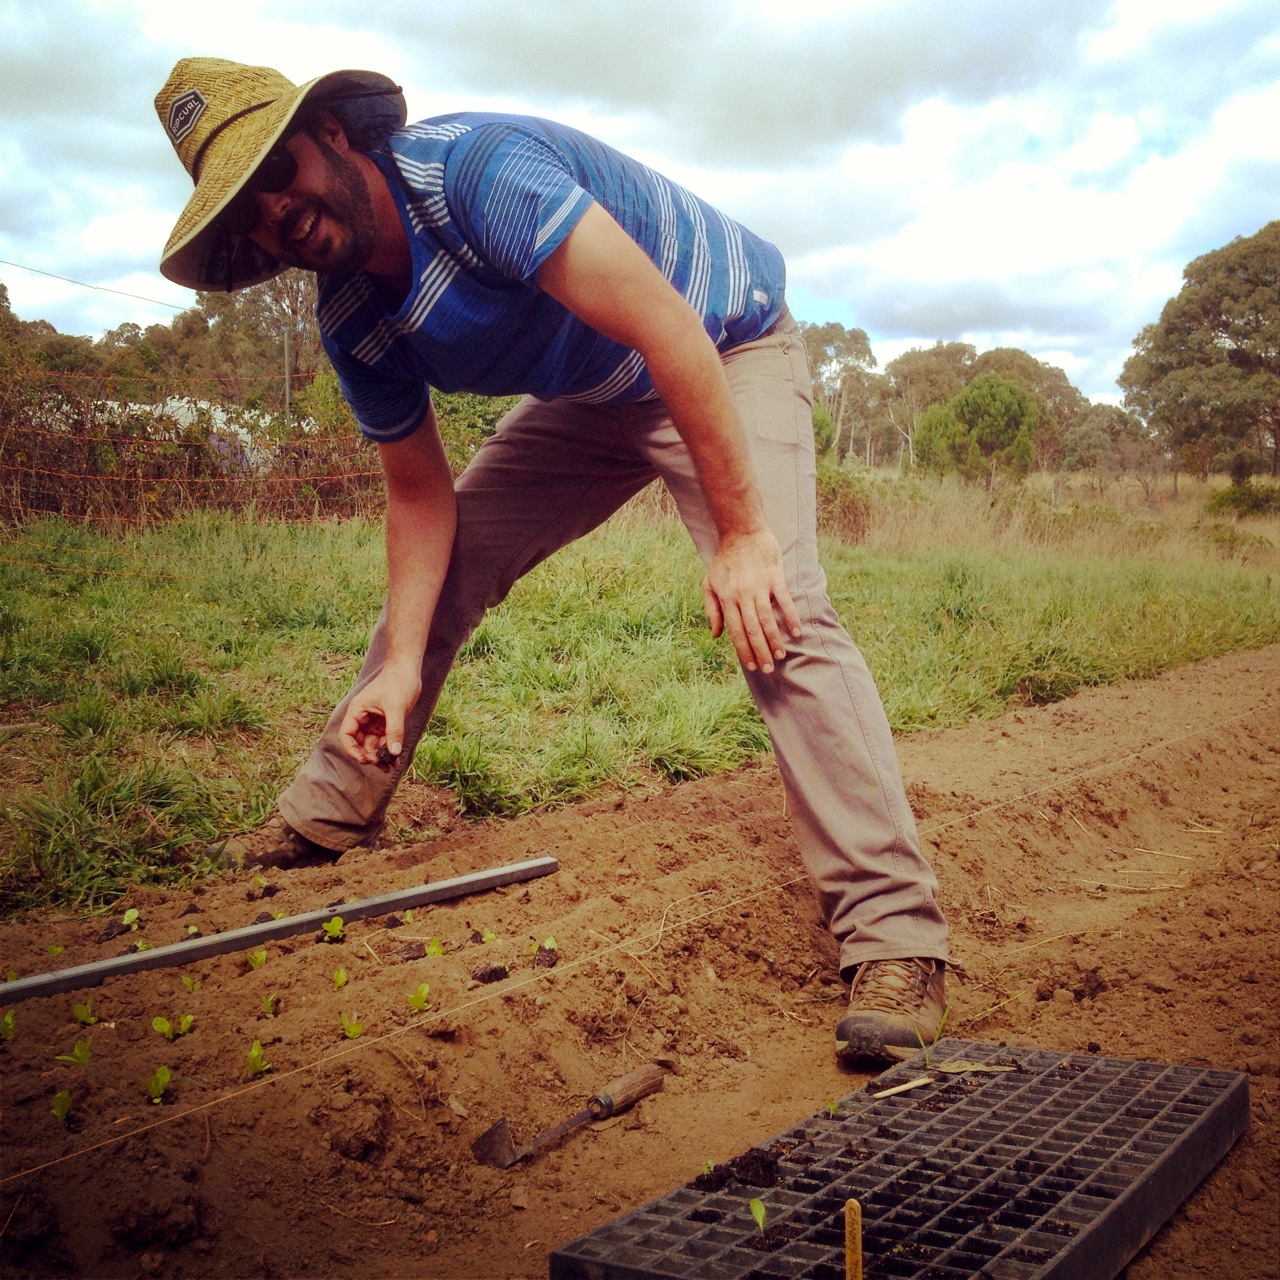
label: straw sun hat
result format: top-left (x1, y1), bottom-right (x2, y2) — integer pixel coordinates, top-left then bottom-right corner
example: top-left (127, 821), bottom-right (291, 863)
top-left (155, 57), bottom-right (406, 292)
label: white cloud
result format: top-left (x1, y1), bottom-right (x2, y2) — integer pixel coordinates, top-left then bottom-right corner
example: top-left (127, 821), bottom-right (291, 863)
top-left (0, 0), bottom-right (1276, 400)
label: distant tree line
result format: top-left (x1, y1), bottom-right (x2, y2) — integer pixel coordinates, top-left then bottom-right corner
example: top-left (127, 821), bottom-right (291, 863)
top-left (1, 219), bottom-right (1276, 523)
top-left (802, 220), bottom-right (1279, 490)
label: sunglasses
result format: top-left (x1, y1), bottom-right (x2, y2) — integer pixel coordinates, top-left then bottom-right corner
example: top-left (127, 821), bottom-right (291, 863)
top-left (220, 138), bottom-right (301, 237)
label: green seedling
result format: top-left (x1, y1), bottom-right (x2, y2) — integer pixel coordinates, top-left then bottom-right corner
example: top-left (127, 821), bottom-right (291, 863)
top-left (5, 969), bottom-right (16, 982)
top-left (749, 1198), bottom-right (767, 1236)
top-left (425, 936), bottom-right (446, 957)
top-left (272, 910), bottom-right (287, 920)
top-left (146, 1065), bottom-right (171, 1104)
top-left (1, 1008), bottom-right (14, 1040)
top-left (122, 908), bottom-right (140, 931)
top-left (56, 1037), bottom-right (92, 1067)
top-left (333, 967), bottom-right (349, 990)
top-left (701, 1158), bottom-right (716, 1174)
top-left (47, 944), bottom-right (64, 955)
top-left (152, 1014), bottom-right (195, 1041)
top-left (51, 1089), bottom-right (74, 1125)
top-left (403, 909), bottom-right (414, 924)
top-left (251, 874), bottom-right (269, 889)
top-left (407, 982), bottom-right (431, 1012)
top-left (247, 1040), bottom-right (271, 1076)
top-left (261, 992), bottom-right (279, 1018)
top-left (186, 924), bottom-right (201, 936)
top-left (73, 999), bottom-right (98, 1027)
top-left (181, 975), bottom-right (201, 994)
top-left (321, 916), bottom-right (345, 943)
top-left (134, 940), bottom-right (153, 952)
top-left (480, 928), bottom-right (497, 944)
top-left (246, 950), bottom-right (267, 971)
top-left (825, 1097), bottom-right (839, 1117)
top-left (340, 1012), bottom-right (364, 1040)
top-left (531, 935), bottom-right (559, 954)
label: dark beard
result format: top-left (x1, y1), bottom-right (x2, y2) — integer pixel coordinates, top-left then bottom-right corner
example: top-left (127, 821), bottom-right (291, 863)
top-left (274, 139), bottom-right (378, 276)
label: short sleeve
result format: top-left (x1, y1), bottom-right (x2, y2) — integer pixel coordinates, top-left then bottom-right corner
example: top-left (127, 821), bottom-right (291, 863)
top-left (323, 334), bottom-right (432, 444)
top-left (443, 124), bottom-right (594, 282)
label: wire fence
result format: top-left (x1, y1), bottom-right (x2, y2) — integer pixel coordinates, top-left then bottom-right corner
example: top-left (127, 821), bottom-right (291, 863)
top-left (0, 366), bottom-right (384, 528)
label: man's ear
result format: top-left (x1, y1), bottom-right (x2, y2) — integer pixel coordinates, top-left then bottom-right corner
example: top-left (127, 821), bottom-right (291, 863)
top-left (310, 107), bottom-right (350, 153)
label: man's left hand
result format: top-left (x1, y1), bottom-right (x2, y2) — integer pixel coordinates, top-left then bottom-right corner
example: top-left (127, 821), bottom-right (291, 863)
top-left (702, 528), bottom-right (802, 674)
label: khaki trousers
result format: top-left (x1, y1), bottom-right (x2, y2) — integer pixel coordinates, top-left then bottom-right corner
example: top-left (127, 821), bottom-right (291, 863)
top-left (280, 310), bottom-right (949, 974)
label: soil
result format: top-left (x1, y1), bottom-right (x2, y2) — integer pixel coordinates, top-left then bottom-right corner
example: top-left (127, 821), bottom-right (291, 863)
top-left (2, 645), bottom-right (1277, 1280)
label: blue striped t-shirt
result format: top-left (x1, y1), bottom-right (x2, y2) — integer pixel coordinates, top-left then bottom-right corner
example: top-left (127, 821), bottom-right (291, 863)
top-left (316, 113), bottom-right (786, 443)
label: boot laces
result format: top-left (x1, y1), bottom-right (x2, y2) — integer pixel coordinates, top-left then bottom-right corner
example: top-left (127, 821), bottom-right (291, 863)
top-left (850, 959), bottom-right (931, 1014)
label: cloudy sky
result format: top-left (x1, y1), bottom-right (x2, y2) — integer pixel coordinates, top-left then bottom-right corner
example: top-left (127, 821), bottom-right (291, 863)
top-left (1, 0), bottom-right (1276, 402)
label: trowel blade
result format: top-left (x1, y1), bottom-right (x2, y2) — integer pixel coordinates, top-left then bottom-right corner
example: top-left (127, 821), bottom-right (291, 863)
top-left (470, 1117), bottom-right (521, 1169)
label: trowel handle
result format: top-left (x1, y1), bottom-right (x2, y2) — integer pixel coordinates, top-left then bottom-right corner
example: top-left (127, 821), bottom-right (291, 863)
top-left (589, 1063), bottom-right (665, 1119)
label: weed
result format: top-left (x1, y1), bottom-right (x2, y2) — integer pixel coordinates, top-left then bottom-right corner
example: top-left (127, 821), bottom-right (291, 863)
top-left (407, 982), bottom-right (431, 1012)
top-left (51, 1089), bottom-right (74, 1125)
top-left (340, 1013), bottom-right (363, 1040)
top-left (749, 1198), bottom-right (767, 1236)
top-left (146, 1065), bottom-right (171, 1104)
top-left (72, 999), bottom-right (98, 1027)
top-left (915, 1002), bottom-right (953, 1068)
top-left (246, 949), bottom-right (267, 970)
top-left (320, 916), bottom-right (345, 943)
top-left (333, 967), bottom-right (348, 990)
top-left (50, 688), bottom-right (118, 742)
top-left (246, 1040), bottom-right (271, 1076)
top-left (56, 1037), bottom-right (92, 1067)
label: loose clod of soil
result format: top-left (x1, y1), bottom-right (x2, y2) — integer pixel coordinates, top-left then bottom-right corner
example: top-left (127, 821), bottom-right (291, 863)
top-left (1, 646), bottom-right (1277, 1279)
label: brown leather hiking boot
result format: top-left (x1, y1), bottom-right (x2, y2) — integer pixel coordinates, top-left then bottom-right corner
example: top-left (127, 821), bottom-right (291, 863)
top-left (835, 957), bottom-right (948, 1066)
top-left (219, 814), bottom-right (345, 872)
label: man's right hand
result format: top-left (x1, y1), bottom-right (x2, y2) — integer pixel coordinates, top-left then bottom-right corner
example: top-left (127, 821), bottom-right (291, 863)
top-left (339, 666), bottom-right (423, 765)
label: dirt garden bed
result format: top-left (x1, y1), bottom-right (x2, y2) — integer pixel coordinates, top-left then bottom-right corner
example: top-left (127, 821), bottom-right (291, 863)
top-left (2, 646), bottom-right (1277, 1279)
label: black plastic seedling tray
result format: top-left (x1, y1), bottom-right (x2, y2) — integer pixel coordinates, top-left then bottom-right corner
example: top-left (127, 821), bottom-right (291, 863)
top-left (550, 1039), bottom-right (1249, 1280)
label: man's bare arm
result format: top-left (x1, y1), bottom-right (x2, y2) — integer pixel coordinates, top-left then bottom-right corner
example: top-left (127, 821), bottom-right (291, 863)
top-left (338, 402), bottom-right (457, 763)
top-left (537, 202), bottom-right (801, 673)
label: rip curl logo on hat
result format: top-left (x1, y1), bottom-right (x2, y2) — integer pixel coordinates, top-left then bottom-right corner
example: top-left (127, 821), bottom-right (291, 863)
top-left (167, 91), bottom-right (207, 145)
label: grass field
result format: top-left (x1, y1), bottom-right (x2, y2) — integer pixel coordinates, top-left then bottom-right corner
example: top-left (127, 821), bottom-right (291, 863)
top-left (1, 471), bottom-right (1276, 914)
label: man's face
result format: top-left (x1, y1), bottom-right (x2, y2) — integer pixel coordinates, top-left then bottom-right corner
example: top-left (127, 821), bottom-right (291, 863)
top-left (244, 124), bottom-right (378, 276)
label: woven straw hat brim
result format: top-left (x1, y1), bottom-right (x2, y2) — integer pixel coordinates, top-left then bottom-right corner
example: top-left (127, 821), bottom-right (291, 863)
top-left (159, 69), bottom-right (404, 292)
